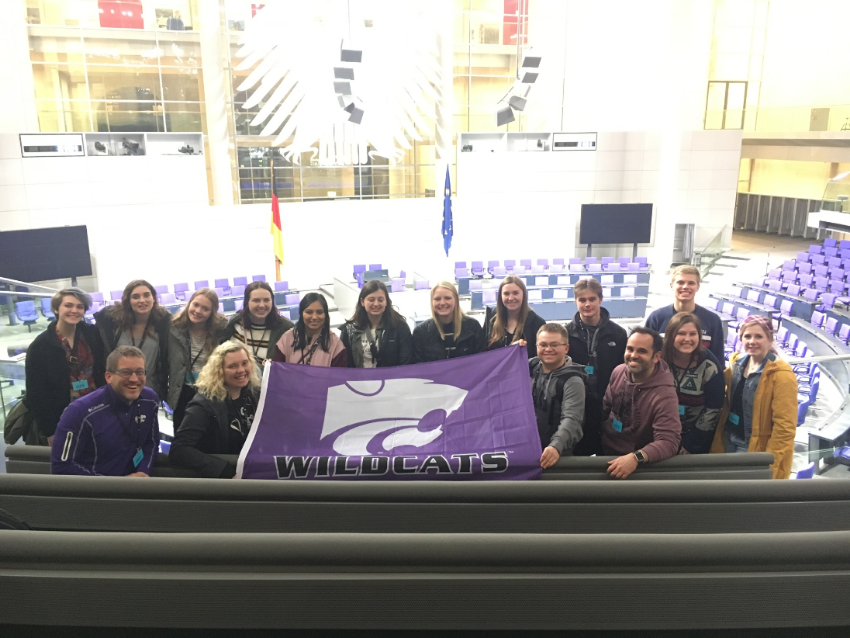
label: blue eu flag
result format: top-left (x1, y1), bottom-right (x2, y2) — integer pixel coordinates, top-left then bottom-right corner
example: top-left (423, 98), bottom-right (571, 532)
top-left (442, 167), bottom-right (453, 256)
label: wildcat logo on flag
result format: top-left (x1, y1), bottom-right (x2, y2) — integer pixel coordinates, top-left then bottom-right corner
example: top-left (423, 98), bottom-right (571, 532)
top-left (236, 347), bottom-right (542, 480)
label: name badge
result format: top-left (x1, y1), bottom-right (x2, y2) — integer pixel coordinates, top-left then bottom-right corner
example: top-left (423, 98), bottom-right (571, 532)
top-left (612, 419), bottom-right (623, 433)
top-left (585, 365), bottom-right (594, 375)
top-left (71, 380), bottom-right (88, 391)
top-left (132, 448), bottom-right (144, 468)
top-left (678, 405), bottom-right (685, 415)
top-left (185, 372), bottom-right (199, 384)
top-left (728, 413), bottom-right (740, 425)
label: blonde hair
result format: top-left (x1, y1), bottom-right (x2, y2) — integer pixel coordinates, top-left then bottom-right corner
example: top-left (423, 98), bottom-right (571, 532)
top-left (430, 281), bottom-right (465, 341)
top-left (195, 341), bottom-right (262, 402)
top-left (670, 265), bottom-right (701, 285)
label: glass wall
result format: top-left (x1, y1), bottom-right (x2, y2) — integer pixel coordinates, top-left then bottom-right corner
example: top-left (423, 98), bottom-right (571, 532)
top-left (27, 0), bottom-right (205, 133)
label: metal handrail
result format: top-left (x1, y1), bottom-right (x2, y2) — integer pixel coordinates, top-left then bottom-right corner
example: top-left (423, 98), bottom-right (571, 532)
top-left (0, 277), bottom-right (58, 293)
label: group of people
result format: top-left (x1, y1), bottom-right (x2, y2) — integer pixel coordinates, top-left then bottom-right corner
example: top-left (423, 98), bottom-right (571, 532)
top-left (25, 264), bottom-right (797, 480)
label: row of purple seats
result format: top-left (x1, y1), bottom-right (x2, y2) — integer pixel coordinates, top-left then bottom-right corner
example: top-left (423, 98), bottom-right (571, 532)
top-left (569, 262), bottom-right (645, 273)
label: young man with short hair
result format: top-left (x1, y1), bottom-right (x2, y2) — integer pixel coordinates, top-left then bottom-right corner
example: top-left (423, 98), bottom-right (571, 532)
top-left (529, 322), bottom-right (587, 468)
top-left (51, 345), bottom-right (160, 477)
top-left (566, 278), bottom-right (627, 456)
top-left (644, 265), bottom-right (725, 368)
top-left (602, 327), bottom-right (681, 479)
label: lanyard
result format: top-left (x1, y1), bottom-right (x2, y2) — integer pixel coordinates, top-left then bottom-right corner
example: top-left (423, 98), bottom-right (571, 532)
top-left (247, 324), bottom-right (269, 359)
top-left (580, 319), bottom-right (600, 365)
top-left (188, 330), bottom-right (206, 370)
top-left (671, 357), bottom-right (695, 396)
top-left (130, 317), bottom-right (151, 351)
top-left (297, 338), bottom-right (321, 365)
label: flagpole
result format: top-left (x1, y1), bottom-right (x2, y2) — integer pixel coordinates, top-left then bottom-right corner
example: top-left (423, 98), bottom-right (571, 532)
top-left (271, 152), bottom-right (281, 282)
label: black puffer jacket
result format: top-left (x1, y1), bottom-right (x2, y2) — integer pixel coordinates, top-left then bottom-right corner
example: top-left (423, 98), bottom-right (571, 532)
top-left (339, 319), bottom-right (413, 367)
top-left (93, 307), bottom-right (171, 400)
top-left (485, 309), bottom-right (546, 358)
top-left (566, 307), bottom-right (628, 456)
top-left (24, 320), bottom-right (106, 438)
top-left (412, 316), bottom-right (486, 363)
top-left (169, 387), bottom-right (261, 478)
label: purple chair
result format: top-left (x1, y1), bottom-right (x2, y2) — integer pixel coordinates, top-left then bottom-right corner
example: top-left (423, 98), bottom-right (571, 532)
top-left (825, 247), bottom-right (838, 258)
top-left (391, 278), bottom-right (405, 293)
top-left (824, 237), bottom-right (837, 248)
top-left (736, 307), bottom-right (749, 324)
top-left (820, 293), bottom-right (837, 310)
top-left (232, 285), bottom-right (245, 298)
top-left (368, 264), bottom-right (382, 272)
top-left (831, 268), bottom-right (845, 281)
top-left (842, 250), bottom-right (850, 261)
top-left (549, 264), bottom-right (565, 273)
top-left (588, 263), bottom-right (602, 273)
top-left (620, 287), bottom-right (635, 298)
top-left (214, 278), bottom-right (230, 291)
top-left (455, 261), bottom-right (466, 269)
top-left (584, 257), bottom-right (598, 265)
top-left (482, 289), bottom-right (497, 305)
top-left (830, 280), bottom-right (845, 294)
top-left (767, 268), bottom-right (781, 280)
top-left (809, 244), bottom-right (822, 254)
top-left (627, 263), bottom-right (640, 271)
top-left (618, 256), bottom-right (630, 266)
top-left (355, 274), bottom-right (363, 288)
top-left (399, 270), bottom-right (407, 279)
top-left (274, 281), bottom-right (289, 291)
top-left (814, 264), bottom-right (829, 278)
top-left (414, 280), bottom-right (430, 290)
top-left (110, 290), bottom-right (123, 301)
top-left (782, 259), bottom-right (795, 271)
top-left (747, 290), bottom-right (760, 303)
top-left (520, 259), bottom-right (532, 268)
top-left (797, 251), bottom-right (810, 262)
top-left (194, 280), bottom-right (209, 290)
top-left (839, 324), bottom-right (850, 344)
top-left (766, 280), bottom-right (782, 292)
top-left (504, 260), bottom-right (516, 272)
top-left (721, 302), bottom-right (734, 317)
top-left (469, 280), bottom-right (483, 291)
top-left (173, 283), bottom-right (189, 300)
top-left (536, 259), bottom-right (549, 267)
top-left (600, 257), bottom-right (614, 266)
top-left (804, 288), bottom-right (819, 302)
top-left (154, 284), bottom-right (169, 295)
top-left (235, 299), bottom-right (244, 312)
top-left (493, 266), bottom-right (507, 277)
top-left (840, 240), bottom-right (850, 250)
top-left (813, 276), bottom-right (829, 291)
top-left (764, 294), bottom-right (777, 308)
top-left (214, 287), bottom-right (226, 299)
top-left (825, 317), bottom-right (838, 335)
top-left (90, 292), bottom-right (105, 304)
top-left (827, 257), bottom-right (842, 269)
top-left (780, 271), bottom-right (797, 285)
top-left (455, 268), bottom-right (470, 279)
top-left (353, 265), bottom-right (366, 277)
top-left (605, 263), bottom-right (622, 272)
top-left (799, 273), bottom-right (813, 288)
top-left (252, 275), bottom-right (266, 283)
top-left (569, 257), bottom-right (582, 265)
top-left (569, 264), bottom-right (585, 273)
top-left (471, 261), bottom-right (485, 276)
top-left (811, 254), bottom-right (825, 266)
top-left (553, 258), bottom-right (565, 266)
top-left (487, 260), bottom-right (500, 272)
top-left (233, 276), bottom-right (248, 287)
top-left (786, 284), bottom-right (801, 297)
top-left (636, 256), bottom-right (648, 267)
top-left (284, 293), bottom-right (300, 306)
top-left (160, 293), bottom-right (176, 306)
top-left (798, 262), bottom-right (812, 274)
top-left (737, 287), bottom-right (747, 298)
top-left (779, 299), bottom-right (794, 317)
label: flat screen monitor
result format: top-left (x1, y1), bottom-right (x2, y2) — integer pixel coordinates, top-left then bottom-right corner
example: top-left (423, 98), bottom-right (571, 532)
top-left (579, 203), bottom-right (653, 245)
top-left (363, 269), bottom-right (391, 284)
top-left (0, 226), bottom-right (92, 282)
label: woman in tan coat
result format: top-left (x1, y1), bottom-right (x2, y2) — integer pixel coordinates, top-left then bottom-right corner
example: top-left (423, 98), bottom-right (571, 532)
top-left (711, 315), bottom-right (798, 478)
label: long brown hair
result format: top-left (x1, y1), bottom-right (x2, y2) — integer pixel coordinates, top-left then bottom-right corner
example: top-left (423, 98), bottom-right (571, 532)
top-left (488, 275), bottom-right (530, 347)
top-left (661, 312), bottom-right (705, 368)
top-left (171, 288), bottom-right (226, 353)
top-left (111, 279), bottom-right (168, 335)
top-left (238, 281), bottom-right (285, 331)
top-left (348, 280), bottom-right (405, 330)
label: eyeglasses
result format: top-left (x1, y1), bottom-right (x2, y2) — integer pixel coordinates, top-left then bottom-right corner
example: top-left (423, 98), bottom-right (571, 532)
top-left (112, 368), bottom-right (147, 379)
top-left (537, 342), bottom-right (566, 350)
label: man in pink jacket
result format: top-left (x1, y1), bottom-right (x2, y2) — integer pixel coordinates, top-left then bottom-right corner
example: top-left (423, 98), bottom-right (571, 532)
top-left (602, 327), bottom-right (682, 479)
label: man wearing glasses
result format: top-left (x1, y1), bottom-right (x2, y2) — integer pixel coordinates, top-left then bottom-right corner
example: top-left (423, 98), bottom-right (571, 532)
top-left (52, 345), bottom-right (160, 476)
top-left (529, 323), bottom-right (587, 468)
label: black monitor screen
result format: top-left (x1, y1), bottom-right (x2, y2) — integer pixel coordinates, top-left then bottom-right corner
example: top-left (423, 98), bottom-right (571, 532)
top-left (579, 203), bottom-right (653, 245)
top-left (0, 226), bottom-right (92, 282)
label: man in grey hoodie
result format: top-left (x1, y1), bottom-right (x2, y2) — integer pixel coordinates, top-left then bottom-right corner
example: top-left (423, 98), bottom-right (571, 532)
top-left (529, 323), bottom-right (587, 468)
top-left (602, 327), bottom-right (682, 479)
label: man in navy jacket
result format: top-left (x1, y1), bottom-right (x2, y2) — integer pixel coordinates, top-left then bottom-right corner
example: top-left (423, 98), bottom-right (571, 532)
top-left (52, 345), bottom-right (159, 477)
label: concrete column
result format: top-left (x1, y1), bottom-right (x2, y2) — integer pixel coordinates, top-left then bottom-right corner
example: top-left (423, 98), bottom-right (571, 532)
top-left (0, 0), bottom-right (38, 133)
top-left (198, 0), bottom-right (236, 206)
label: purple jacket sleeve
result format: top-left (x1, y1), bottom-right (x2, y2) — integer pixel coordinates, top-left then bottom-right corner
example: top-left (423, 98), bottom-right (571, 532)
top-left (51, 403), bottom-right (97, 476)
top-left (641, 384), bottom-right (682, 463)
top-left (139, 412), bottom-right (159, 475)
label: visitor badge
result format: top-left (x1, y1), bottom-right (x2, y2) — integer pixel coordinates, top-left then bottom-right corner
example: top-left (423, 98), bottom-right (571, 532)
top-left (612, 419), bottom-right (623, 432)
top-left (678, 405), bottom-right (685, 415)
top-left (185, 372), bottom-right (199, 384)
top-left (132, 448), bottom-right (144, 468)
top-left (728, 413), bottom-right (740, 425)
top-left (585, 365), bottom-right (594, 375)
top-left (71, 380), bottom-right (88, 391)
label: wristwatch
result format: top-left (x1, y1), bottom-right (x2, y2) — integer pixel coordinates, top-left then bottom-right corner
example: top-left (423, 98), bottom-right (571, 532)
top-left (633, 450), bottom-right (648, 464)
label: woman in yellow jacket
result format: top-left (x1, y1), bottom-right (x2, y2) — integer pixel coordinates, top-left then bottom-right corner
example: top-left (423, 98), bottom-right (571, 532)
top-left (711, 315), bottom-right (798, 478)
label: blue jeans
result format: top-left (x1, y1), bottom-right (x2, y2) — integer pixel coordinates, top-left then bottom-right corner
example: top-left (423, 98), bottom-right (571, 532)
top-left (724, 428), bottom-right (749, 454)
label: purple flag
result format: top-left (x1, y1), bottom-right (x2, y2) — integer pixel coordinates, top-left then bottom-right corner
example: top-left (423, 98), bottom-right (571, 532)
top-left (236, 346), bottom-right (542, 480)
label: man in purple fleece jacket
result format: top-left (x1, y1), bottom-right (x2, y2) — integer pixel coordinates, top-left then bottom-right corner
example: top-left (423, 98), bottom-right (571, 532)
top-left (52, 345), bottom-right (159, 477)
top-left (601, 327), bottom-right (681, 479)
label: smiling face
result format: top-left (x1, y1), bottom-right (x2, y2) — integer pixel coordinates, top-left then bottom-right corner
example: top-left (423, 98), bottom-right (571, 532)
top-left (302, 300), bottom-right (326, 334)
top-left (624, 332), bottom-right (660, 379)
top-left (247, 288), bottom-right (273, 323)
top-left (187, 294), bottom-right (213, 326)
top-left (57, 295), bottom-right (86, 326)
top-left (432, 286), bottom-right (456, 322)
top-left (673, 321), bottom-right (700, 356)
top-left (536, 330), bottom-right (568, 368)
top-left (740, 323), bottom-right (770, 360)
top-left (129, 285), bottom-right (153, 317)
top-left (223, 350), bottom-right (252, 391)
top-left (575, 290), bottom-right (601, 324)
top-left (105, 355), bottom-right (146, 402)
top-left (361, 291), bottom-right (387, 321)
top-left (501, 283), bottom-right (524, 315)
top-left (672, 273), bottom-right (700, 304)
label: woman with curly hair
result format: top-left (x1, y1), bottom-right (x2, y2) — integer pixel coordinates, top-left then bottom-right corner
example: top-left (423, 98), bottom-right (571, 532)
top-left (167, 288), bottom-right (228, 431)
top-left (169, 341), bottom-right (262, 478)
top-left (94, 279), bottom-right (171, 399)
